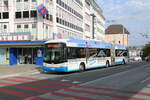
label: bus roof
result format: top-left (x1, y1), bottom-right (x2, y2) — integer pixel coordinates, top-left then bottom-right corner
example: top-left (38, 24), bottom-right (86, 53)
top-left (45, 39), bottom-right (111, 49)
top-left (45, 39), bottom-right (127, 50)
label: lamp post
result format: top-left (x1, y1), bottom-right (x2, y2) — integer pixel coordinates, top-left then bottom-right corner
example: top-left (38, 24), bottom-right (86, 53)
top-left (90, 13), bottom-right (96, 39)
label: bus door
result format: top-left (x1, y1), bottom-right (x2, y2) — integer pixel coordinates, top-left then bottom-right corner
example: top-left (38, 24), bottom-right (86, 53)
top-left (111, 44), bottom-right (115, 65)
top-left (97, 49), bottom-right (106, 65)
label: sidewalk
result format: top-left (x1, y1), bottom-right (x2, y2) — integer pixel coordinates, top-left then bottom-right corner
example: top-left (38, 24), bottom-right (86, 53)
top-left (0, 64), bottom-right (40, 78)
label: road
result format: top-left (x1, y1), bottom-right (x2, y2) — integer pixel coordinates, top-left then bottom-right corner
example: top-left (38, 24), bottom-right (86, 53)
top-left (0, 62), bottom-right (150, 100)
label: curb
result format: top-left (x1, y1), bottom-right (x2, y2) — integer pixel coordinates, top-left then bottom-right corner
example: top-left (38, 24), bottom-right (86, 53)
top-left (0, 70), bottom-right (40, 79)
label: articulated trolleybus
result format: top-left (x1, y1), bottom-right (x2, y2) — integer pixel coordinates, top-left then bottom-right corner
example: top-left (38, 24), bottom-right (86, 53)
top-left (42, 39), bottom-right (128, 72)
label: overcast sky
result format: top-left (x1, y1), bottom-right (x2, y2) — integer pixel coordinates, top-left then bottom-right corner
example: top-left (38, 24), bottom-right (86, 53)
top-left (95, 0), bottom-right (150, 46)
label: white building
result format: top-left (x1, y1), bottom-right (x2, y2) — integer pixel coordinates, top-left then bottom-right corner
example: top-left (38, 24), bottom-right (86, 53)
top-left (0, 0), bottom-right (105, 65)
top-left (0, 0), bottom-right (105, 41)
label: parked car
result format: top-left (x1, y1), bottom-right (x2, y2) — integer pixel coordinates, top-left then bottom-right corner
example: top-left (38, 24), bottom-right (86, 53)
top-left (145, 56), bottom-right (150, 61)
top-left (134, 56), bottom-right (142, 61)
top-left (129, 56), bottom-right (142, 61)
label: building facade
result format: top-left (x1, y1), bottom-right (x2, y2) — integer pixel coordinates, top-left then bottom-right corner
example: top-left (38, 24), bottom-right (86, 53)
top-left (0, 0), bottom-right (105, 65)
top-left (105, 24), bottom-right (130, 47)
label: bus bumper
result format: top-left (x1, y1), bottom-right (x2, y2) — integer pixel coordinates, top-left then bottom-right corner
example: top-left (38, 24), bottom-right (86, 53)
top-left (42, 66), bottom-right (68, 72)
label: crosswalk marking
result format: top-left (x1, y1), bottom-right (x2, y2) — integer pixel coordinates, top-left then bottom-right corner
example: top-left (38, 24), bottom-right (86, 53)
top-left (0, 76), bottom-right (149, 100)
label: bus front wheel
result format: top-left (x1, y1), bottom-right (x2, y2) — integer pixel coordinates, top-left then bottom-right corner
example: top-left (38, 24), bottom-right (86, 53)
top-left (79, 62), bottom-right (85, 72)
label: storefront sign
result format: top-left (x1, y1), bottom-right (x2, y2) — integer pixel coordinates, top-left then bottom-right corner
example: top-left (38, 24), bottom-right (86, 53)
top-left (0, 35), bottom-right (30, 41)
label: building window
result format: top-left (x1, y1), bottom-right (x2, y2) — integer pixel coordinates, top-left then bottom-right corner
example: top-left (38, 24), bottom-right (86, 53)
top-left (32, 23), bottom-right (37, 35)
top-left (17, 24), bottom-right (21, 28)
top-left (4, 0), bottom-right (8, 9)
top-left (46, 14), bottom-right (49, 20)
top-left (16, 24), bottom-right (22, 32)
top-left (0, 13), bottom-right (1, 19)
top-left (23, 11), bottom-right (29, 18)
top-left (3, 12), bottom-right (9, 19)
top-left (4, 25), bottom-right (7, 29)
top-left (50, 15), bottom-right (53, 21)
top-left (32, 0), bottom-right (36, 2)
top-left (24, 24), bottom-right (29, 32)
top-left (24, 0), bottom-right (28, 2)
top-left (15, 12), bottom-right (22, 18)
top-left (24, 24), bottom-right (28, 28)
top-left (32, 24), bottom-right (36, 28)
top-left (30, 10), bottom-right (37, 18)
top-left (16, 0), bottom-right (21, 2)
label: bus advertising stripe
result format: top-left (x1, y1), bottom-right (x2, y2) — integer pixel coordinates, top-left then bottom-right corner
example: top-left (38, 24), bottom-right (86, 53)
top-left (0, 78), bottom-right (146, 100)
top-left (51, 92), bottom-right (96, 100)
top-left (14, 76), bottom-right (150, 97)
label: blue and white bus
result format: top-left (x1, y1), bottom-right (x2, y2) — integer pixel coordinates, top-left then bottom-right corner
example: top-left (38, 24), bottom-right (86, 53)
top-left (42, 39), bottom-right (128, 72)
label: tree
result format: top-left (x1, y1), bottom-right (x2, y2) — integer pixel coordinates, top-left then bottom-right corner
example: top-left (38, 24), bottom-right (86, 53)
top-left (142, 42), bottom-right (150, 57)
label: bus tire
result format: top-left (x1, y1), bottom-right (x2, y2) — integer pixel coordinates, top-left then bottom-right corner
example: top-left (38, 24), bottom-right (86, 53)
top-left (122, 59), bottom-right (126, 65)
top-left (79, 62), bottom-right (85, 72)
top-left (106, 61), bottom-right (110, 68)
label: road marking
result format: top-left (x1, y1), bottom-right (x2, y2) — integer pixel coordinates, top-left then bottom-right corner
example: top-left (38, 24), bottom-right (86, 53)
top-left (82, 63), bottom-right (150, 86)
top-left (146, 67), bottom-right (150, 70)
top-left (141, 77), bottom-right (150, 83)
top-left (72, 81), bottom-right (80, 84)
top-left (61, 79), bottom-right (69, 82)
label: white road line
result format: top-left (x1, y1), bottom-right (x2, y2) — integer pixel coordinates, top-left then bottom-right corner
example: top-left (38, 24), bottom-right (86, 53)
top-left (146, 67), bottom-right (150, 70)
top-left (81, 63), bottom-right (150, 86)
top-left (141, 77), bottom-right (150, 83)
top-left (72, 81), bottom-right (80, 84)
top-left (61, 79), bottom-right (69, 82)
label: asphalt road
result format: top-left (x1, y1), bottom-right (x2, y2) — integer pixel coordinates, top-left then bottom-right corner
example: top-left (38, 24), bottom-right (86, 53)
top-left (0, 61), bottom-right (150, 100)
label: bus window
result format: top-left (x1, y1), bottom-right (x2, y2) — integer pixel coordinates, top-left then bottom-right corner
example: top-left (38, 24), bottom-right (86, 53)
top-left (89, 48), bottom-right (98, 57)
top-left (67, 47), bottom-right (86, 59)
top-left (105, 49), bottom-right (111, 57)
top-left (97, 49), bottom-right (106, 57)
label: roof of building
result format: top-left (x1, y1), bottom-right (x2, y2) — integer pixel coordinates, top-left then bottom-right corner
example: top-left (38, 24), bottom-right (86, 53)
top-left (105, 24), bottom-right (130, 34)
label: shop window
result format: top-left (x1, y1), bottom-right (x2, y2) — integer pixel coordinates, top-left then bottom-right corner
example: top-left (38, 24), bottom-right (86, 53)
top-left (30, 10), bottom-right (37, 18)
top-left (15, 12), bottom-right (21, 18)
top-left (23, 11), bottom-right (29, 18)
top-left (3, 12), bottom-right (9, 19)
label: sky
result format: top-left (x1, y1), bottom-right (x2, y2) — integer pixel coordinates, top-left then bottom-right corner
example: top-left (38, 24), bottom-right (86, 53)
top-left (95, 0), bottom-right (150, 46)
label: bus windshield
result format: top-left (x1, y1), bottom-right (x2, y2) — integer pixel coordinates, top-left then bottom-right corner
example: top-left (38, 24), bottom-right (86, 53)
top-left (44, 43), bottom-right (67, 64)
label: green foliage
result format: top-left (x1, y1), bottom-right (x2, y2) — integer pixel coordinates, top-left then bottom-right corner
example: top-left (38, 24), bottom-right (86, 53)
top-left (142, 42), bottom-right (150, 57)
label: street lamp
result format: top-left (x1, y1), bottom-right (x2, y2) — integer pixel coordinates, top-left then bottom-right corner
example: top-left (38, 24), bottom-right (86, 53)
top-left (90, 13), bottom-right (96, 39)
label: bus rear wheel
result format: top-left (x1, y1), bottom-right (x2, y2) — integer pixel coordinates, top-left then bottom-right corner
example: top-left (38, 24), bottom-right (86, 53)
top-left (79, 62), bottom-right (85, 72)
